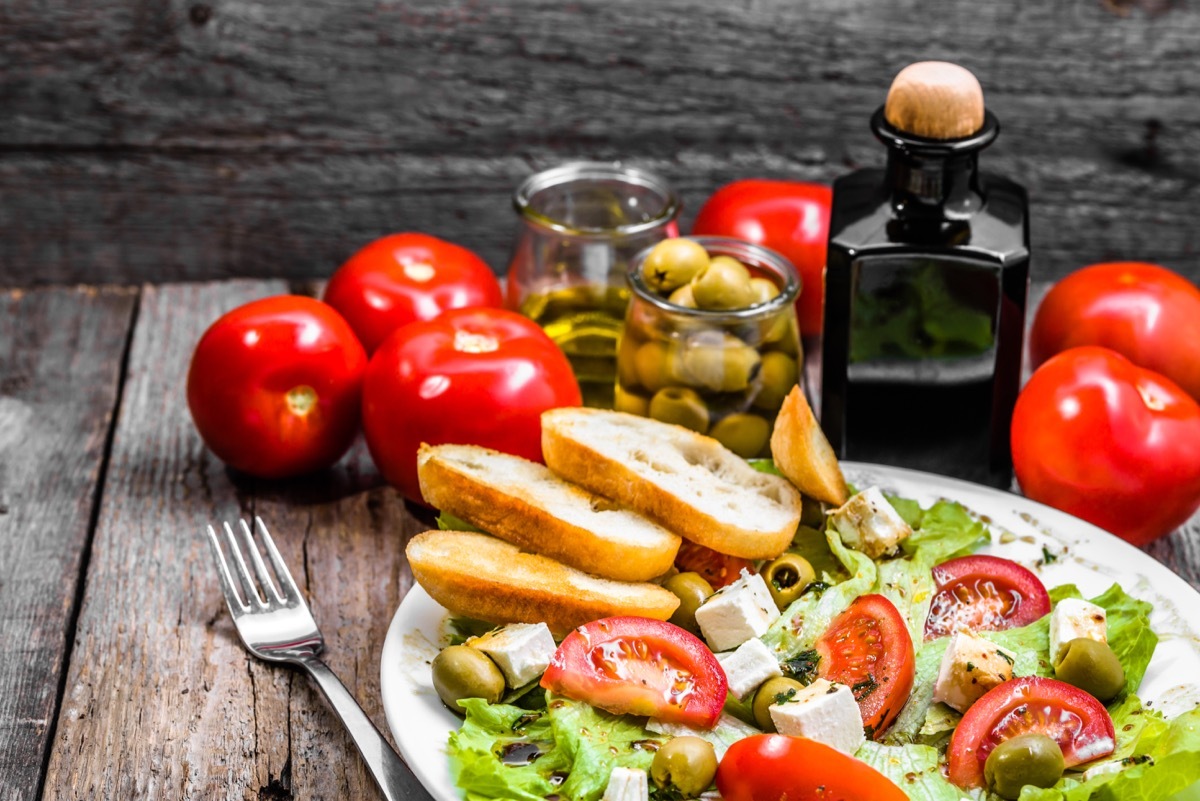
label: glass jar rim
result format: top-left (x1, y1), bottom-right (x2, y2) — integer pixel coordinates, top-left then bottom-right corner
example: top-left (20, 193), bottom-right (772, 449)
top-left (512, 161), bottom-right (681, 239)
top-left (627, 236), bottom-right (802, 322)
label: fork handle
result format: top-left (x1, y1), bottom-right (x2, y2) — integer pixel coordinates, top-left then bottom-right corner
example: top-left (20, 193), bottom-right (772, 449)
top-left (297, 655), bottom-right (434, 801)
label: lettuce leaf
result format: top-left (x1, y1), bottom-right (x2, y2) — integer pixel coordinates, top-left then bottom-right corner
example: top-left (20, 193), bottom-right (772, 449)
top-left (856, 741), bottom-right (966, 801)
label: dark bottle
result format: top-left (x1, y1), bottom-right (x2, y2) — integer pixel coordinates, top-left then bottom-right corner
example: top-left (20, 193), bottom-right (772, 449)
top-left (820, 62), bottom-right (1030, 489)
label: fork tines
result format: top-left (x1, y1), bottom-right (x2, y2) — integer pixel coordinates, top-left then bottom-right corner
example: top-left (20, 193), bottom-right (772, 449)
top-left (205, 516), bottom-right (298, 613)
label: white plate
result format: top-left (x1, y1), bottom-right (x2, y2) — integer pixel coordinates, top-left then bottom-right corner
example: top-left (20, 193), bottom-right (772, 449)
top-left (380, 462), bottom-right (1200, 801)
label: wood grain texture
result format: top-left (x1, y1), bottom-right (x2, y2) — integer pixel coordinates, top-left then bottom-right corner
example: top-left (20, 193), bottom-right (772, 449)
top-left (0, 286), bottom-right (136, 801)
top-left (1, 0), bottom-right (1198, 285)
top-left (41, 281), bottom-right (425, 801)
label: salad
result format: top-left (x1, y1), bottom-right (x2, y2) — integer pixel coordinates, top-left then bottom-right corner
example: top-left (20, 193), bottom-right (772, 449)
top-left (385, 465), bottom-right (1200, 801)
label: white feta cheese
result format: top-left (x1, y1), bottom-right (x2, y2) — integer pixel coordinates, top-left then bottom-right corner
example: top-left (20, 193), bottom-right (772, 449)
top-left (717, 637), bottom-right (783, 700)
top-left (467, 622), bottom-right (556, 688)
top-left (602, 767), bottom-right (649, 801)
top-left (828, 486), bottom-right (912, 559)
top-left (695, 569), bottom-right (780, 652)
top-left (768, 678), bottom-right (865, 755)
top-left (1049, 598), bottom-right (1107, 666)
top-left (932, 630), bottom-right (1017, 713)
top-left (1082, 760), bottom-right (1127, 782)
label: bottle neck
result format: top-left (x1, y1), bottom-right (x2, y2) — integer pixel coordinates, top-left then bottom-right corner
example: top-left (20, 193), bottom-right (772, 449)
top-left (886, 150), bottom-right (982, 218)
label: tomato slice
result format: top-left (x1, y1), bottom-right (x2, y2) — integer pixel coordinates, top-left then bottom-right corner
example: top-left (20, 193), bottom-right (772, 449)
top-left (539, 616), bottom-right (727, 728)
top-left (674, 540), bottom-right (755, 589)
top-left (924, 555), bottom-right (1051, 640)
top-left (947, 676), bottom-right (1116, 789)
top-left (716, 734), bottom-right (909, 801)
top-left (815, 594), bottom-right (915, 739)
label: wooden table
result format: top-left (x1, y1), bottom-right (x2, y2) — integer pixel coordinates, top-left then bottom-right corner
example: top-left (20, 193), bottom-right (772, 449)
top-left (2, 281), bottom-right (1198, 801)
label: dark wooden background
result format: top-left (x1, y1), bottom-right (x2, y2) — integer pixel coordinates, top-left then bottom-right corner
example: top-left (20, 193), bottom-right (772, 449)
top-left (2, 0), bottom-right (1198, 288)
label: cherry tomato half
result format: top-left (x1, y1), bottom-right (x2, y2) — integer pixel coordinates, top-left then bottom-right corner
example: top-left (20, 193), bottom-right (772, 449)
top-left (186, 296), bottom-right (367, 479)
top-left (323, 232), bottom-right (503, 354)
top-left (815, 594), bottom-right (915, 739)
top-left (716, 734), bottom-right (908, 801)
top-left (691, 179), bottom-right (832, 337)
top-left (674, 541), bottom-right (755, 589)
top-left (923, 555), bottom-right (1050, 640)
top-left (947, 676), bottom-right (1116, 789)
top-left (1012, 346), bottom-right (1200, 546)
top-left (540, 616), bottom-right (728, 728)
top-left (361, 307), bottom-right (581, 504)
top-left (1030, 262), bottom-right (1200, 402)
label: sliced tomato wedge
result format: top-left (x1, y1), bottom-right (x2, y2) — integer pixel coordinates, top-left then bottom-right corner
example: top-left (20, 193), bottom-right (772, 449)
top-left (716, 734), bottom-right (909, 801)
top-left (815, 594), bottom-right (915, 739)
top-left (540, 616), bottom-right (728, 728)
top-left (674, 540), bottom-right (755, 589)
top-left (947, 676), bottom-right (1116, 789)
top-left (924, 555), bottom-right (1051, 640)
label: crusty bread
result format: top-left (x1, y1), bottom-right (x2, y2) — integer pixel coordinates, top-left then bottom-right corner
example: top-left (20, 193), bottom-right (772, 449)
top-left (417, 443), bottom-right (681, 582)
top-left (769, 386), bottom-right (849, 506)
top-left (541, 408), bottom-right (803, 560)
top-left (406, 530), bottom-right (680, 637)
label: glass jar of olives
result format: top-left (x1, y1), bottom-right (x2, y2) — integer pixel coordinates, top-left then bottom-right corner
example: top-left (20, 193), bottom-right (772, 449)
top-left (617, 236), bottom-right (803, 458)
top-left (507, 162), bottom-right (681, 409)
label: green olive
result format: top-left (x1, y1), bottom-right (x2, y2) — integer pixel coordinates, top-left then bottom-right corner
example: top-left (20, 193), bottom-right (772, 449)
top-left (663, 572), bottom-right (714, 635)
top-left (984, 734), bottom-right (1065, 800)
top-left (668, 283), bottom-right (698, 309)
top-left (642, 238), bottom-right (710, 295)
top-left (752, 352), bottom-right (799, 411)
top-left (680, 335), bottom-right (762, 393)
top-left (749, 276), bottom-right (781, 305)
top-left (430, 645), bottom-right (506, 712)
top-left (710, 413), bottom-right (771, 458)
top-left (752, 676), bottom-right (806, 731)
top-left (613, 385), bottom-right (650, 417)
top-left (762, 553), bottom-right (816, 610)
top-left (1054, 638), bottom-right (1126, 702)
top-left (692, 257), bottom-right (755, 310)
top-left (649, 387), bottom-right (710, 433)
top-left (650, 735), bottom-right (718, 797)
top-left (634, 340), bottom-right (674, 393)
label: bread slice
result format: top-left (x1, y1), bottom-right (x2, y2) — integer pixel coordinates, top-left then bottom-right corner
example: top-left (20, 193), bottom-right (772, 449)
top-left (769, 386), bottom-right (849, 506)
top-left (541, 408), bottom-right (803, 560)
top-left (406, 529), bottom-right (680, 637)
top-left (417, 443), bottom-right (681, 582)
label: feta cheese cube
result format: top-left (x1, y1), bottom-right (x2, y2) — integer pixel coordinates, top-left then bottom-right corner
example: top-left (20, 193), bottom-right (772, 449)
top-left (1049, 598), bottom-right (1107, 666)
top-left (768, 678), bottom-right (865, 755)
top-left (932, 630), bottom-right (1017, 713)
top-left (828, 486), bottom-right (912, 559)
top-left (468, 622), bottom-right (556, 687)
top-left (602, 767), bottom-right (649, 801)
top-left (695, 569), bottom-right (780, 652)
top-left (1082, 760), bottom-right (1126, 782)
top-left (717, 637), bottom-right (783, 700)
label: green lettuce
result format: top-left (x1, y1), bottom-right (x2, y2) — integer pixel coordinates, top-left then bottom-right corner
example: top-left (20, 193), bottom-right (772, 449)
top-left (856, 741), bottom-right (965, 801)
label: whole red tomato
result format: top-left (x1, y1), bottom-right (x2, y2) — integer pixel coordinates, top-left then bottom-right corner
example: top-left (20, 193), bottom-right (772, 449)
top-left (322, 232), bottom-right (503, 354)
top-left (691, 180), bottom-right (832, 337)
top-left (1011, 346), bottom-right (1200, 545)
top-left (187, 296), bottom-right (367, 479)
top-left (361, 307), bottom-right (581, 504)
top-left (1030, 262), bottom-right (1200, 402)
top-left (716, 735), bottom-right (908, 801)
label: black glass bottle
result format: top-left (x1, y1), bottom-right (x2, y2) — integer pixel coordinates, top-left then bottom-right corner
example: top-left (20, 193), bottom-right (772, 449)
top-left (820, 64), bottom-right (1030, 489)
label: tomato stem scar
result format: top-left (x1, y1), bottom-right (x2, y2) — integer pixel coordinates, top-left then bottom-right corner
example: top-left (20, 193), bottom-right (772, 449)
top-left (1136, 383), bottom-right (1167, 411)
top-left (286, 385), bottom-right (318, 415)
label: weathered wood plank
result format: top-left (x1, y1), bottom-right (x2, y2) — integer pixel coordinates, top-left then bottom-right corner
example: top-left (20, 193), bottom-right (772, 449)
top-left (42, 281), bottom-right (424, 801)
top-left (0, 286), bottom-right (137, 801)
top-left (1145, 511), bottom-right (1200, 591)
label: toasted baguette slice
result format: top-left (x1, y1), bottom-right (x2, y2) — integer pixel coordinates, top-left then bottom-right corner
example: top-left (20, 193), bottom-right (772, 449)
top-left (541, 408), bottom-right (803, 560)
top-left (417, 443), bottom-right (681, 582)
top-left (406, 529), bottom-right (680, 637)
top-left (770, 386), bottom-right (849, 505)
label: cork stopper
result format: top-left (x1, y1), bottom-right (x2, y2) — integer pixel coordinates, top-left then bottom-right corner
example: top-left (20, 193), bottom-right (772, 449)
top-left (884, 62), bottom-right (985, 140)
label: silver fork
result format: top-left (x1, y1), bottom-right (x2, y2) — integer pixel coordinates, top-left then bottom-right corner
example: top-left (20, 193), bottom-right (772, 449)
top-left (205, 517), bottom-right (433, 801)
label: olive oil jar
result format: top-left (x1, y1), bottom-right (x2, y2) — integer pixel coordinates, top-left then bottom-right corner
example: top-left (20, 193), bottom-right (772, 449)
top-left (820, 62), bottom-right (1030, 488)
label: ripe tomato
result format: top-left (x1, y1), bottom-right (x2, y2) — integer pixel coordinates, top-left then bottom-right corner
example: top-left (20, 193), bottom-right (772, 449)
top-left (674, 541), bottom-right (755, 589)
top-left (691, 180), bottom-right (832, 337)
top-left (187, 296), bottom-right (367, 479)
top-left (1012, 346), bottom-right (1200, 546)
top-left (361, 307), bottom-right (581, 504)
top-left (815, 594), bottom-right (914, 739)
top-left (947, 676), bottom-right (1116, 789)
top-left (322, 232), bottom-right (503, 354)
top-left (540, 616), bottom-right (727, 727)
top-left (716, 734), bottom-right (908, 801)
top-left (1030, 262), bottom-right (1200, 402)
top-left (924, 555), bottom-right (1050, 640)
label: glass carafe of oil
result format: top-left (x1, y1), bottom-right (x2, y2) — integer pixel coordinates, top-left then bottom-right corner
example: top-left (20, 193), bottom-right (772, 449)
top-left (507, 162), bottom-right (680, 408)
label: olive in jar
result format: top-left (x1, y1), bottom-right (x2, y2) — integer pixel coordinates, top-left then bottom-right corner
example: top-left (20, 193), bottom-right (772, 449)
top-left (642, 238), bottom-right (710, 295)
top-left (709, 413), bottom-right (770, 458)
top-left (752, 351), bottom-right (799, 411)
top-left (431, 645), bottom-right (506, 711)
top-left (680, 334), bottom-right (762, 393)
top-left (692, 256), bottom-right (756, 310)
top-left (649, 387), bottom-right (710, 433)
